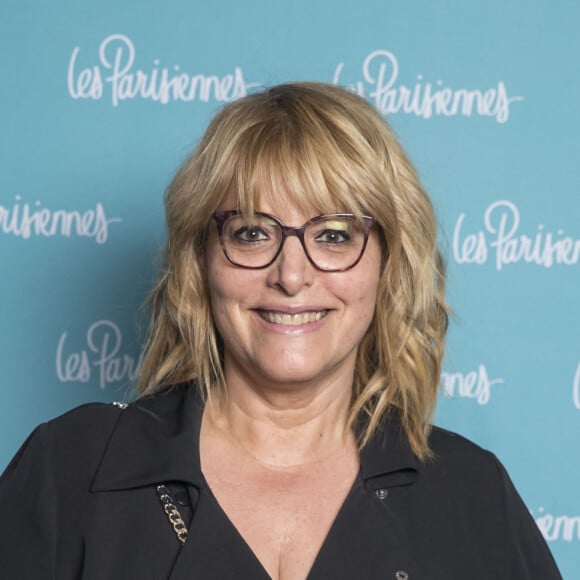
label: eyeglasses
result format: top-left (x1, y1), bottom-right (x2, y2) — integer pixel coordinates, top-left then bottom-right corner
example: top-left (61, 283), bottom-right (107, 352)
top-left (213, 210), bottom-right (375, 272)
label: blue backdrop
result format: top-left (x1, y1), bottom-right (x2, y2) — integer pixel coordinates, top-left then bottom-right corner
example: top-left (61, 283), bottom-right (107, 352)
top-left (1, 1), bottom-right (578, 576)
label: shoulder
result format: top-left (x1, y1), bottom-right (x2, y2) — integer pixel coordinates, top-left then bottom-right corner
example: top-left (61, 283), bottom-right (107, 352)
top-left (21, 386), bottom-right (191, 455)
top-left (2, 386), bottom-right (195, 490)
top-left (43, 400), bottom-right (126, 449)
top-left (29, 387), bottom-right (188, 458)
top-left (422, 426), bottom-right (562, 577)
top-left (427, 424), bottom-right (500, 471)
top-left (420, 426), bottom-right (519, 528)
top-left (45, 400), bottom-right (126, 434)
top-left (1, 402), bottom-right (126, 482)
top-left (419, 425), bottom-right (509, 499)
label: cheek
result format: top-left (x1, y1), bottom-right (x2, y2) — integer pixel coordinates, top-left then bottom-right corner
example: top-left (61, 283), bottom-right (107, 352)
top-left (345, 268), bottom-right (381, 328)
top-left (360, 242), bottom-right (382, 316)
top-left (205, 245), bottom-right (236, 333)
top-left (358, 285), bottom-right (380, 328)
top-left (206, 252), bottom-right (262, 338)
top-left (206, 238), bottom-right (238, 302)
top-left (207, 270), bottom-right (238, 335)
top-left (334, 274), bottom-right (379, 332)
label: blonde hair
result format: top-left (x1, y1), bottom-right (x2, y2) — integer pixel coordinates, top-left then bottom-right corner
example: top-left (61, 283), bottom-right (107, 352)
top-left (138, 82), bottom-right (449, 460)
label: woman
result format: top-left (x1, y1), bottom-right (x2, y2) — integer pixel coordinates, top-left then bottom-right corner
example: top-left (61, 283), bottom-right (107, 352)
top-left (0, 83), bottom-right (560, 579)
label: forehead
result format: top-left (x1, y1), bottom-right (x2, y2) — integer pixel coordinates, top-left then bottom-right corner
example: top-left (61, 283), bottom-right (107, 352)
top-left (206, 105), bottom-right (378, 226)
top-left (218, 192), bottom-right (364, 229)
top-left (218, 162), bottom-right (367, 222)
top-left (201, 85), bottom-right (389, 227)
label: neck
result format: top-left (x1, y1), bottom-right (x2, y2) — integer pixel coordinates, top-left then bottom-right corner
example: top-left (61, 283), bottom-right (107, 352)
top-left (205, 369), bottom-right (355, 469)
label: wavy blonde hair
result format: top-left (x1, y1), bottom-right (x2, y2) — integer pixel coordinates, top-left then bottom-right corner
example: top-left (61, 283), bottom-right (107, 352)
top-left (138, 82), bottom-right (449, 460)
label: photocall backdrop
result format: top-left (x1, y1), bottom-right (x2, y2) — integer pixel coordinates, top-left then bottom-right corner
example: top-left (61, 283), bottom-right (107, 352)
top-left (1, 1), bottom-right (578, 576)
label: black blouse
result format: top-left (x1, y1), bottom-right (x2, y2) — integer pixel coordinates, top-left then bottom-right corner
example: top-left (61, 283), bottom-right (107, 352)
top-left (0, 385), bottom-right (561, 579)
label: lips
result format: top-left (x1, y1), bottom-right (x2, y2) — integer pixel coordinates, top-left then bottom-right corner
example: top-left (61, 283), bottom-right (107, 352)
top-left (257, 310), bottom-right (329, 326)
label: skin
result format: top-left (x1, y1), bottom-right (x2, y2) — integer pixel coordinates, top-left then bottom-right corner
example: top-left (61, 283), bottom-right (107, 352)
top-left (201, 195), bottom-right (382, 579)
top-left (206, 196), bottom-right (382, 414)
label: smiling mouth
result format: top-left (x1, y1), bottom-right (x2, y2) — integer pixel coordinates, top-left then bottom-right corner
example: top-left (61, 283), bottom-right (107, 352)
top-left (257, 310), bottom-right (329, 326)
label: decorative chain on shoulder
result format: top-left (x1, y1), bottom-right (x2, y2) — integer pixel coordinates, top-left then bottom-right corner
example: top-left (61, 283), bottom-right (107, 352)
top-left (156, 484), bottom-right (189, 544)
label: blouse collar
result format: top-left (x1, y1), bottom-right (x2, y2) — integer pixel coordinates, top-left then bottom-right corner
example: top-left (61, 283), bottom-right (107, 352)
top-left (91, 383), bottom-right (418, 492)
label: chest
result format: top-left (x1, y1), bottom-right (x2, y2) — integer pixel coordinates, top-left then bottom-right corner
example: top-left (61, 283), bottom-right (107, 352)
top-left (202, 452), bottom-right (359, 580)
top-left (79, 472), bottom-right (507, 580)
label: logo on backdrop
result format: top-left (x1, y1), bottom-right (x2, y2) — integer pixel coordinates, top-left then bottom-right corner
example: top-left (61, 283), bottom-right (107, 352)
top-left (56, 319), bottom-right (144, 389)
top-left (440, 364), bottom-right (503, 405)
top-left (0, 196), bottom-right (121, 244)
top-left (453, 200), bottom-right (580, 270)
top-left (67, 34), bottom-right (262, 106)
top-left (533, 507), bottom-right (580, 542)
top-left (573, 362), bottom-right (580, 410)
top-left (333, 49), bottom-right (523, 123)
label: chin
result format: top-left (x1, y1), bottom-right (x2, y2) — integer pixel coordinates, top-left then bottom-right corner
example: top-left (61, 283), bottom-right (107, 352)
top-left (258, 366), bottom-right (323, 388)
top-left (251, 355), bottom-right (349, 390)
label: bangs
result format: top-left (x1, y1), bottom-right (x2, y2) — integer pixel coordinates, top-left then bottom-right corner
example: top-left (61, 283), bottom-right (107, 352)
top-left (226, 114), bottom-right (375, 220)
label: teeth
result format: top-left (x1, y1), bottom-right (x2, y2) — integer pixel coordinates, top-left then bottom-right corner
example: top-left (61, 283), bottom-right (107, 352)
top-left (259, 310), bottom-right (328, 325)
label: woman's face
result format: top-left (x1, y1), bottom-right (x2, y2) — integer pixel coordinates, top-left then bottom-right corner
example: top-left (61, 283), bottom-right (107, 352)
top-left (205, 196), bottom-right (382, 392)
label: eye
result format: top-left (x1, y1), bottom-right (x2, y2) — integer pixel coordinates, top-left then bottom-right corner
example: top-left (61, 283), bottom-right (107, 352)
top-left (314, 219), bottom-right (352, 245)
top-left (315, 228), bottom-right (351, 244)
top-left (232, 225), bottom-right (270, 243)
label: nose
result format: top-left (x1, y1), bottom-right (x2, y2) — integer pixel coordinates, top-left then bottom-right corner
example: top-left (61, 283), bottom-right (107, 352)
top-left (266, 234), bottom-right (314, 295)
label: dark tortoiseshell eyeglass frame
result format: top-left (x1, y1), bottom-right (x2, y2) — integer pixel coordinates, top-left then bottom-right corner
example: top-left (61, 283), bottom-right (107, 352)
top-left (213, 210), bottom-right (375, 272)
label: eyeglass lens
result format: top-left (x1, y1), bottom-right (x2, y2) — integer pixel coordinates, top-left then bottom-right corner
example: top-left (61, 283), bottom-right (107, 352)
top-left (220, 213), bottom-right (369, 271)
